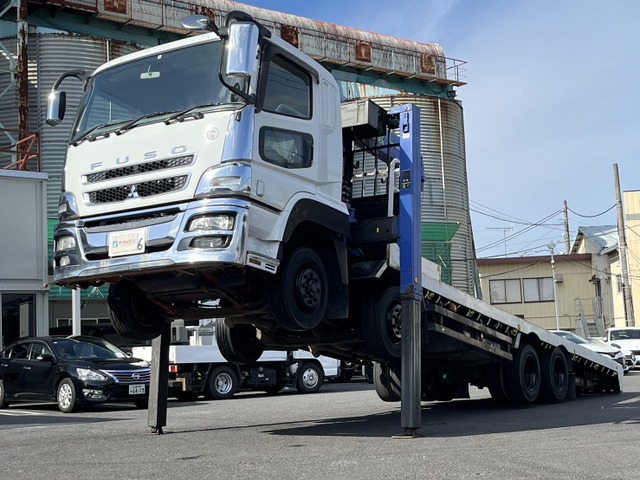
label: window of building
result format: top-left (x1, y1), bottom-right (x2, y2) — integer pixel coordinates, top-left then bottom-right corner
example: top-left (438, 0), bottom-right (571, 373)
top-left (262, 54), bottom-right (311, 119)
top-left (523, 277), bottom-right (554, 302)
top-left (489, 279), bottom-right (522, 304)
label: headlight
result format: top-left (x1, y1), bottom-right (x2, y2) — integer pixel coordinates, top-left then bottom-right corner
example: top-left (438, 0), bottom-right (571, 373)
top-left (195, 162), bottom-right (251, 198)
top-left (611, 343), bottom-right (621, 349)
top-left (76, 368), bottom-right (107, 382)
top-left (56, 235), bottom-right (76, 251)
top-left (57, 192), bottom-right (79, 221)
top-left (187, 214), bottom-right (235, 231)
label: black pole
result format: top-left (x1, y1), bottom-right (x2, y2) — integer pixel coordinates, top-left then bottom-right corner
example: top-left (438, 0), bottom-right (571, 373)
top-left (147, 324), bottom-right (170, 434)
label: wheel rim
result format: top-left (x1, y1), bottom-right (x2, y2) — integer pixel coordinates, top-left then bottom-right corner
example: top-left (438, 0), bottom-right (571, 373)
top-left (215, 373), bottom-right (233, 395)
top-left (301, 368), bottom-right (319, 389)
top-left (58, 383), bottom-right (72, 409)
top-left (386, 302), bottom-right (402, 342)
top-left (295, 267), bottom-right (322, 311)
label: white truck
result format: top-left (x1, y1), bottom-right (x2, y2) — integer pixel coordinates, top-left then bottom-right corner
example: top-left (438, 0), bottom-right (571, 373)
top-left (47, 11), bottom-right (623, 405)
top-left (131, 320), bottom-right (339, 400)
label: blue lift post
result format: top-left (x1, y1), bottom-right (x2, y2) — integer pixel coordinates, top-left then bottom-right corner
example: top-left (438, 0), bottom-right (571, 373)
top-left (391, 104), bottom-right (422, 437)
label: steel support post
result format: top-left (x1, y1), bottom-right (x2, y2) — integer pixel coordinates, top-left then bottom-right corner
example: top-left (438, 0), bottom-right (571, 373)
top-left (148, 324), bottom-right (170, 434)
top-left (391, 104), bottom-right (422, 436)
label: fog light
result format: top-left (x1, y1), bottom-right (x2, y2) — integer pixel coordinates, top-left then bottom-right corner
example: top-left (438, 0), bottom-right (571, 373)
top-left (187, 215), bottom-right (234, 231)
top-left (56, 235), bottom-right (76, 251)
top-left (191, 236), bottom-right (227, 249)
top-left (82, 389), bottom-right (105, 400)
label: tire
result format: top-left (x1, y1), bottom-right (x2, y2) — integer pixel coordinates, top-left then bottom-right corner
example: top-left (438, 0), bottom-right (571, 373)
top-left (215, 319), bottom-right (264, 364)
top-left (373, 361), bottom-right (401, 402)
top-left (133, 399), bottom-right (149, 409)
top-left (205, 366), bottom-right (238, 400)
top-left (486, 361), bottom-right (510, 402)
top-left (270, 247), bottom-right (329, 331)
top-left (0, 379), bottom-right (9, 409)
top-left (539, 347), bottom-right (570, 402)
top-left (504, 344), bottom-right (541, 403)
top-left (296, 362), bottom-right (324, 393)
top-left (363, 287), bottom-right (402, 361)
top-left (108, 281), bottom-right (167, 340)
top-left (57, 378), bottom-right (79, 413)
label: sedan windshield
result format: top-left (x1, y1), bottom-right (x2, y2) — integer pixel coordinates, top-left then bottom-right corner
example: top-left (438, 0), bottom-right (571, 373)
top-left (71, 40), bottom-right (239, 143)
top-left (52, 338), bottom-right (127, 360)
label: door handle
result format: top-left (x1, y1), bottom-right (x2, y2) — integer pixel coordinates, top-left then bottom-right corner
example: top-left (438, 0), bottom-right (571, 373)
top-left (23, 365), bottom-right (31, 370)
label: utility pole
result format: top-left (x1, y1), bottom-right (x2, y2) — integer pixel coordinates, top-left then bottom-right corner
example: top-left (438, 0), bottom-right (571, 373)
top-left (548, 242), bottom-right (560, 330)
top-left (614, 163), bottom-right (635, 327)
top-left (563, 200), bottom-right (571, 253)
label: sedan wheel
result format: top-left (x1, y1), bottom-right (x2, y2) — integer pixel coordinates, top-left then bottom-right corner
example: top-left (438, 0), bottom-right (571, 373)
top-left (57, 379), bottom-right (79, 413)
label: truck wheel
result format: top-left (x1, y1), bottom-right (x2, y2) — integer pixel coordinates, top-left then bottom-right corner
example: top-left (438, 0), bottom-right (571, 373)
top-left (215, 320), bottom-right (264, 364)
top-left (363, 287), bottom-right (402, 361)
top-left (108, 281), bottom-right (167, 340)
top-left (57, 378), bottom-right (79, 413)
top-left (540, 347), bottom-right (569, 402)
top-left (504, 344), bottom-right (541, 403)
top-left (270, 247), bottom-right (328, 331)
top-left (373, 361), bottom-right (401, 402)
top-left (296, 362), bottom-right (324, 393)
top-left (205, 366), bottom-right (238, 400)
top-left (486, 361), bottom-right (510, 402)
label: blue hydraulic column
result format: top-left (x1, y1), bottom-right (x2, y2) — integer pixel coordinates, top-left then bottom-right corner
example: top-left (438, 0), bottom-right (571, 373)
top-left (390, 104), bottom-right (422, 436)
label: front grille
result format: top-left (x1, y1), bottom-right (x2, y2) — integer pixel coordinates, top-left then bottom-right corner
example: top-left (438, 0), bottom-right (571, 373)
top-left (85, 155), bottom-right (194, 183)
top-left (88, 175), bottom-right (188, 204)
top-left (103, 368), bottom-right (151, 384)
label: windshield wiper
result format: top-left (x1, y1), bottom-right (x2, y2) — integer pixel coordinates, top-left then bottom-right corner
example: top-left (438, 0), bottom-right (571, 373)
top-left (164, 103), bottom-right (222, 125)
top-left (72, 120), bottom-right (124, 146)
top-left (114, 111), bottom-right (171, 136)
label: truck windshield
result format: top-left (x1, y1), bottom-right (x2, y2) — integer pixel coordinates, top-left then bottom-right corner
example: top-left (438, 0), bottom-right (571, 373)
top-left (71, 40), bottom-right (239, 143)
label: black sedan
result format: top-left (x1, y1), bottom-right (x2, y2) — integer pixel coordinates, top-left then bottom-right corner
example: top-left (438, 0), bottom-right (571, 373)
top-left (0, 335), bottom-right (151, 412)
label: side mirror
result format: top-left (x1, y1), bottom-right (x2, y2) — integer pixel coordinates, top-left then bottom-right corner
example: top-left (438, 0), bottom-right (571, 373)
top-left (224, 22), bottom-right (260, 77)
top-left (38, 353), bottom-right (55, 363)
top-left (46, 90), bottom-right (66, 126)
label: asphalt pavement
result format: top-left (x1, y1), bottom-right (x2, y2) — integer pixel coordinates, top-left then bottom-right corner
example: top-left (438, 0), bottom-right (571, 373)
top-left (1, 372), bottom-right (639, 480)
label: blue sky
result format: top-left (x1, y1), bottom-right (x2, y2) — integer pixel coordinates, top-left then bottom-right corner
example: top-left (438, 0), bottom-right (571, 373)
top-left (237, 0), bottom-right (640, 258)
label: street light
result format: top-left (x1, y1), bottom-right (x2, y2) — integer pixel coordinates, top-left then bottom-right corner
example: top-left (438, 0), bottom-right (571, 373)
top-left (548, 241), bottom-right (560, 330)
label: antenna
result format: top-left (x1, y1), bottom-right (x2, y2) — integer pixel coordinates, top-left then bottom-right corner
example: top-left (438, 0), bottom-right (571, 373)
top-left (486, 226), bottom-right (514, 257)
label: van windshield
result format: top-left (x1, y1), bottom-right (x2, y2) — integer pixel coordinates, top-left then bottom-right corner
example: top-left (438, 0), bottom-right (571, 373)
top-left (71, 40), bottom-right (242, 143)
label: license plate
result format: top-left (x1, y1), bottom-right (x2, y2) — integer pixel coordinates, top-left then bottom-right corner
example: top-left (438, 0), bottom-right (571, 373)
top-left (129, 384), bottom-right (145, 395)
top-left (108, 229), bottom-right (147, 257)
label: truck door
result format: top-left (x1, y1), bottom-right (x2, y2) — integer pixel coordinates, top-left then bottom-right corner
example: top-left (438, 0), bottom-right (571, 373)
top-left (252, 51), bottom-right (318, 212)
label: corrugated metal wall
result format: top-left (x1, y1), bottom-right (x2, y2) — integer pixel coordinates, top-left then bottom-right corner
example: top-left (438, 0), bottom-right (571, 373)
top-left (346, 91), bottom-right (475, 294)
top-left (0, 33), bottom-right (141, 216)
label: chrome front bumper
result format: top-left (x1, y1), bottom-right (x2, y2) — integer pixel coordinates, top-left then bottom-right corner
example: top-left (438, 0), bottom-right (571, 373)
top-left (53, 198), bottom-right (250, 285)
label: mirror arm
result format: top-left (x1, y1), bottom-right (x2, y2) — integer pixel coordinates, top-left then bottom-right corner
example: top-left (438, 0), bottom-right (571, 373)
top-left (52, 69), bottom-right (87, 90)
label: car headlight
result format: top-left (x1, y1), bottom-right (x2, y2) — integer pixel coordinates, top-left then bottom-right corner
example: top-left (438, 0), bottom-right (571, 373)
top-left (76, 368), bottom-right (107, 382)
top-left (611, 343), bottom-right (621, 349)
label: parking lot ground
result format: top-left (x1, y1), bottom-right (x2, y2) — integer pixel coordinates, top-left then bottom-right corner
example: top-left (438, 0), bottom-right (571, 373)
top-left (2, 373), bottom-right (640, 480)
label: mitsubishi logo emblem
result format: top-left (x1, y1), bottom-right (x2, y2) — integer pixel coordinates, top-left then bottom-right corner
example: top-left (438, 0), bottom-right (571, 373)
top-left (128, 185), bottom-right (139, 199)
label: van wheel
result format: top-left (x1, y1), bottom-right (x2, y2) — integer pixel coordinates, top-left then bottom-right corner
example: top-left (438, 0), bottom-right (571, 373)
top-left (215, 319), bottom-right (264, 364)
top-left (205, 366), bottom-right (238, 400)
top-left (363, 287), bottom-right (402, 361)
top-left (108, 281), bottom-right (167, 340)
top-left (270, 247), bottom-right (328, 331)
top-left (540, 347), bottom-right (569, 402)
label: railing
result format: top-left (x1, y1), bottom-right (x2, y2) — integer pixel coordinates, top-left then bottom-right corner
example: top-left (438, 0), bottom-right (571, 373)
top-left (1, 129), bottom-right (41, 171)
